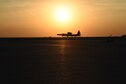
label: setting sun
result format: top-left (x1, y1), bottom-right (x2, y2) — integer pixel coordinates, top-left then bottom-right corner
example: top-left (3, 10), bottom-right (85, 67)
top-left (54, 7), bottom-right (71, 23)
top-left (0, 0), bottom-right (126, 37)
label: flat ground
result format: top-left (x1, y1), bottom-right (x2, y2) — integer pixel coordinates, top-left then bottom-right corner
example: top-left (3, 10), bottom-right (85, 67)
top-left (0, 38), bottom-right (126, 84)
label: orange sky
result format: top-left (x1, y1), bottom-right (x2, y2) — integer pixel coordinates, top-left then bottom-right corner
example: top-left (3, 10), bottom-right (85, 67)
top-left (0, 0), bottom-right (126, 37)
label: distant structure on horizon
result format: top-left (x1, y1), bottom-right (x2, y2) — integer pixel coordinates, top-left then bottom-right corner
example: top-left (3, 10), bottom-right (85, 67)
top-left (57, 30), bottom-right (81, 37)
top-left (121, 35), bottom-right (126, 38)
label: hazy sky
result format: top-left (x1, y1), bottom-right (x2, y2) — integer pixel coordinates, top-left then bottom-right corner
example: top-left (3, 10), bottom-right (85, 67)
top-left (0, 0), bottom-right (126, 37)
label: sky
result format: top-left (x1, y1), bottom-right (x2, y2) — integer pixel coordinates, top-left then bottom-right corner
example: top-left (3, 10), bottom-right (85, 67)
top-left (0, 0), bottom-right (126, 37)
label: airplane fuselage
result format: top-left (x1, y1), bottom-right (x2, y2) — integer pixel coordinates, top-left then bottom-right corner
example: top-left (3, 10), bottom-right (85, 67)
top-left (57, 30), bottom-right (81, 37)
top-left (57, 34), bottom-right (79, 36)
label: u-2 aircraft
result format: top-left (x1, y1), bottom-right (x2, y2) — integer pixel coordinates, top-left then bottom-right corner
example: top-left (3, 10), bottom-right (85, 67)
top-left (57, 30), bottom-right (81, 37)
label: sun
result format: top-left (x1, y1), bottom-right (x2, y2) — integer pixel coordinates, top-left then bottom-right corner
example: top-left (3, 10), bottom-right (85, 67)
top-left (54, 7), bottom-right (70, 22)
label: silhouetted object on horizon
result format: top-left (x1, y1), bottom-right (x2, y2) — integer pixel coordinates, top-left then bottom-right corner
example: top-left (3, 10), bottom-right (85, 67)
top-left (121, 35), bottom-right (126, 38)
top-left (57, 30), bottom-right (81, 37)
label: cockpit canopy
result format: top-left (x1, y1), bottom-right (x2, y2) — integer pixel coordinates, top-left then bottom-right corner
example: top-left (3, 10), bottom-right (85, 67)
top-left (67, 32), bottom-right (72, 35)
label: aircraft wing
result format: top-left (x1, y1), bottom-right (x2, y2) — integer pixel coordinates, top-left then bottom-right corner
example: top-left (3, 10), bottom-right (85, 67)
top-left (57, 34), bottom-right (67, 36)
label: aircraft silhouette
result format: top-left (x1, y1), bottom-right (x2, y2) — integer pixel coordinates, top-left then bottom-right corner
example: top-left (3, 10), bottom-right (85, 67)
top-left (57, 30), bottom-right (81, 37)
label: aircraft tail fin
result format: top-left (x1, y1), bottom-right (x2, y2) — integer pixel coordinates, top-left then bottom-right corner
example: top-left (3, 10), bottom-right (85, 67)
top-left (77, 30), bottom-right (81, 36)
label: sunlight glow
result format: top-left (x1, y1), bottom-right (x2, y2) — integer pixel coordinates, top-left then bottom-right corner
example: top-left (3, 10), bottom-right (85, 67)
top-left (55, 7), bottom-right (70, 22)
